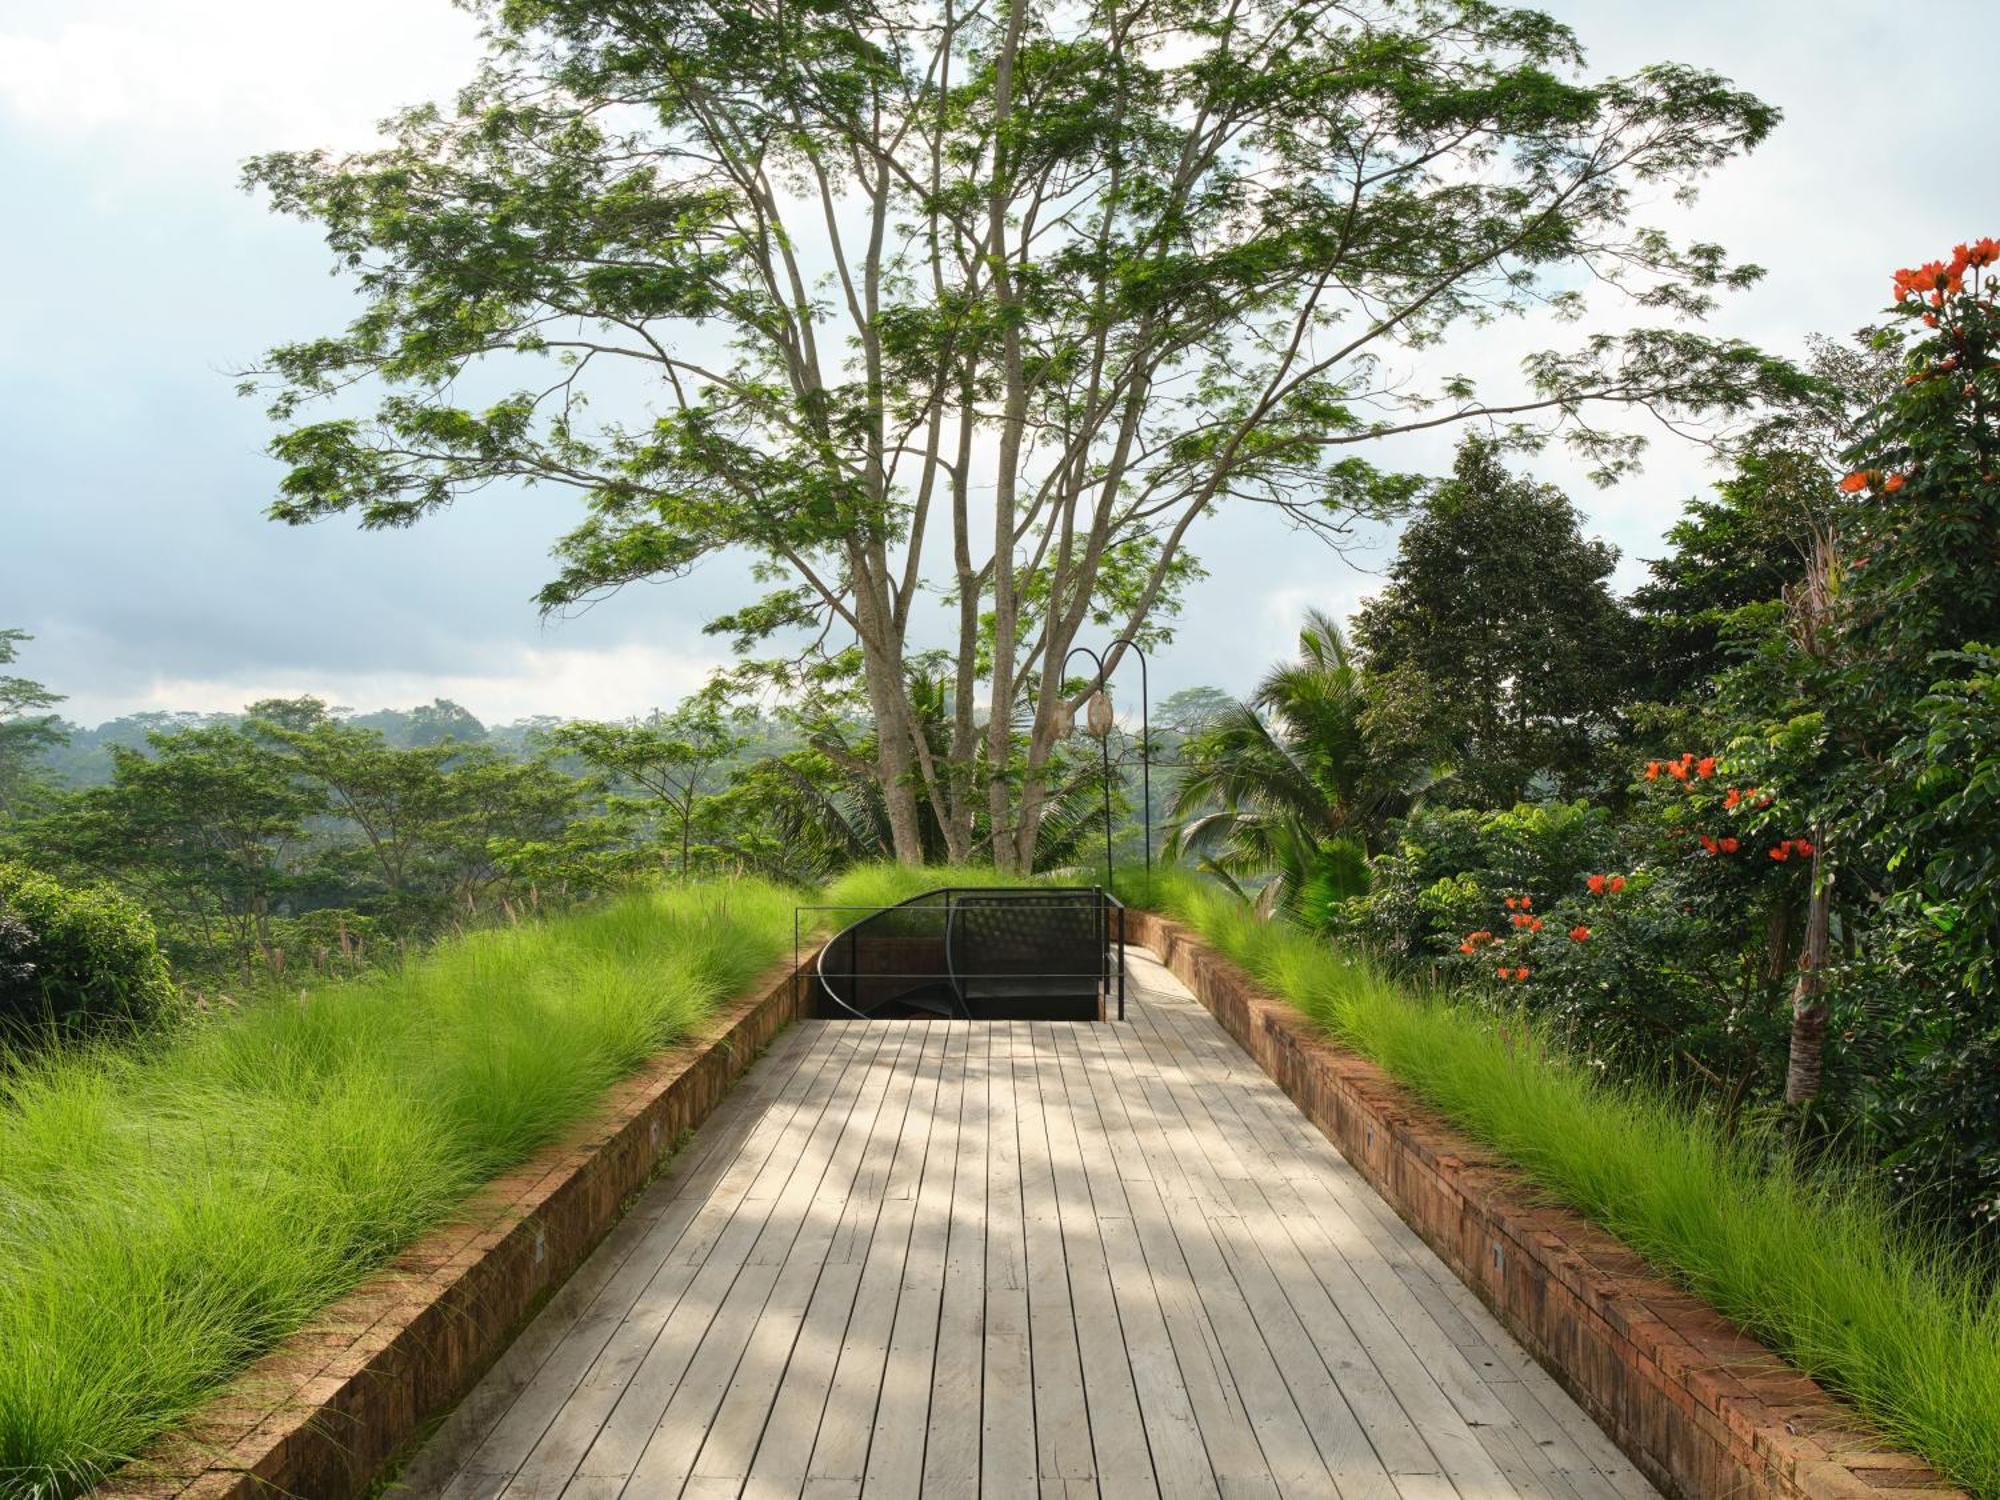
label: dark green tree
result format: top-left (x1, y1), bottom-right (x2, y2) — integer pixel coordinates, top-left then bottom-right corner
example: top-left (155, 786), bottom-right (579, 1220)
top-left (0, 630), bottom-right (68, 820)
top-left (1629, 332), bottom-right (1900, 705)
top-left (244, 0), bottom-right (1799, 870)
top-left (1628, 452), bottom-right (1843, 706)
top-left (1353, 436), bottom-right (1634, 804)
top-left (549, 700), bottom-right (745, 879)
top-left (29, 725), bottom-right (323, 966)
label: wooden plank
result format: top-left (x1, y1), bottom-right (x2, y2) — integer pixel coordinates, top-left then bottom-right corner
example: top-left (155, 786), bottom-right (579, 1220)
top-left (626, 1018), bottom-right (914, 1493)
top-left (1141, 993), bottom-right (1463, 1485)
top-left (468, 1022), bottom-right (849, 1498)
top-left (1015, 1020), bottom-right (1096, 1488)
top-left (805, 1022), bottom-right (947, 1485)
top-left (921, 1021), bottom-right (990, 1492)
top-left (1077, 1009), bottom-right (1276, 1499)
top-left (1094, 1020), bottom-right (1300, 1497)
top-left (862, 1020), bottom-right (970, 1491)
top-left (1051, 1021), bottom-right (1216, 1500)
top-left (1141, 982), bottom-right (1520, 1491)
top-left (552, 1024), bottom-right (888, 1496)
top-left (738, 1022), bottom-right (932, 1497)
top-left (1122, 998), bottom-right (1404, 1500)
top-left (980, 1023), bottom-right (1039, 1500)
top-left (1151, 993), bottom-right (1532, 1492)
top-left (412, 953), bottom-right (1661, 1500)
top-left (1031, 1021), bottom-right (1156, 1493)
top-left (415, 1021), bottom-right (818, 1495)
top-left (1134, 963), bottom-right (1658, 1500)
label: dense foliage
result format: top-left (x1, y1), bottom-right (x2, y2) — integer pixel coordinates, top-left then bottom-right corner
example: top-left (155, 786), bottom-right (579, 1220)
top-left (0, 862), bottom-right (178, 1042)
top-left (1178, 243), bottom-right (2000, 1239)
top-left (1, 655), bottom-right (1162, 986)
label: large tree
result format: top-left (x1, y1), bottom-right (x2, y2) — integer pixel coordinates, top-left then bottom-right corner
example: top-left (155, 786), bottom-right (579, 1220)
top-left (245, 0), bottom-right (1798, 870)
top-left (0, 629), bottom-right (67, 820)
top-left (1353, 435), bottom-right (1632, 802)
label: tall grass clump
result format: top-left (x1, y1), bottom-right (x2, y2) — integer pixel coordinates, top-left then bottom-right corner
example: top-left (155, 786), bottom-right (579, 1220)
top-left (820, 860), bottom-right (1059, 913)
top-left (0, 880), bottom-right (796, 1500)
top-left (1125, 869), bottom-right (2000, 1498)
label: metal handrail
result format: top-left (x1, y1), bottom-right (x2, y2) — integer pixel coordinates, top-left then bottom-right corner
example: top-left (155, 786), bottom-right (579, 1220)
top-left (795, 886), bottom-right (1128, 1022)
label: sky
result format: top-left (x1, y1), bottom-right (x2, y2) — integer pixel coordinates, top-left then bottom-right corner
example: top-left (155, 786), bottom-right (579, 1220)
top-left (0, 0), bottom-right (1993, 728)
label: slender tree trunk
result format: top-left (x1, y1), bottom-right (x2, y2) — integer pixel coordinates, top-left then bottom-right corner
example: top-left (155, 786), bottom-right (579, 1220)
top-left (982, 0), bottom-right (1029, 875)
top-left (1784, 841), bottom-right (1832, 1106)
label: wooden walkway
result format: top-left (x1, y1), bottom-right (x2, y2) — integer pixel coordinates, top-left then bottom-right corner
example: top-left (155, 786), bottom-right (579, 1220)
top-left (399, 955), bottom-right (1656, 1500)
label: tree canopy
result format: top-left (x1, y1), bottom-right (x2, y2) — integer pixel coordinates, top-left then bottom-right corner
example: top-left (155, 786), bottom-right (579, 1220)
top-left (246, 0), bottom-right (1799, 869)
top-left (1352, 436), bottom-right (1632, 802)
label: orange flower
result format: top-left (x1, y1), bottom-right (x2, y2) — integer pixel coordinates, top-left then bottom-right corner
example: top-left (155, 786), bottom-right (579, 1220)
top-left (1496, 966), bottom-right (1510, 980)
top-left (1883, 473), bottom-right (1906, 493)
top-left (1839, 471), bottom-right (1870, 494)
top-left (1668, 760), bottom-right (1689, 781)
top-left (1587, 873), bottom-right (1607, 895)
top-left (1644, 761), bottom-right (1662, 781)
top-left (1720, 837), bottom-right (1740, 854)
top-left (1460, 942), bottom-right (1476, 955)
top-left (1569, 926), bottom-right (1591, 943)
top-left (1923, 313), bottom-right (1939, 328)
top-left (1700, 834), bottom-right (1719, 854)
top-left (1520, 895), bottom-right (1532, 911)
top-left (1528, 917), bottom-right (1543, 932)
top-left (1697, 756), bottom-right (1716, 779)
top-left (1795, 837), bottom-right (1816, 857)
top-left (1724, 787), bottom-right (1742, 809)
top-left (1769, 844), bottom-right (1790, 861)
top-left (1609, 875), bottom-right (1626, 894)
top-left (1504, 896), bottom-right (1520, 911)
top-left (1513, 967), bottom-right (1531, 982)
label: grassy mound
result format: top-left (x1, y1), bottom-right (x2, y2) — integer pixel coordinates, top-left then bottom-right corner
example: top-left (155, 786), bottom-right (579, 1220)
top-left (0, 881), bottom-right (795, 1499)
top-left (1126, 869), bottom-right (2000, 1498)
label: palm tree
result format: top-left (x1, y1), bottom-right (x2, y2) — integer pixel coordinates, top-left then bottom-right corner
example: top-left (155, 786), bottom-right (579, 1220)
top-left (1168, 611), bottom-right (1433, 915)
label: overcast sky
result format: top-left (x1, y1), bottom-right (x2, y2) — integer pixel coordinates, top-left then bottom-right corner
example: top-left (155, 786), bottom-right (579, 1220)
top-left (1, 0), bottom-right (1993, 727)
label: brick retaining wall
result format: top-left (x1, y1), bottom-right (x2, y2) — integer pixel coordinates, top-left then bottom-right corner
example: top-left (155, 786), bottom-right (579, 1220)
top-left (1122, 909), bottom-right (1963, 1500)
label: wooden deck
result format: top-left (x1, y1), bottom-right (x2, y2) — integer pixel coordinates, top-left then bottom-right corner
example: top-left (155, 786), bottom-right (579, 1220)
top-left (399, 954), bottom-right (1657, 1500)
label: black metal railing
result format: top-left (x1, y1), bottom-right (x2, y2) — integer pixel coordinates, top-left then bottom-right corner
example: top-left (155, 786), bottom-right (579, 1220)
top-left (794, 886), bottom-right (1126, 1022)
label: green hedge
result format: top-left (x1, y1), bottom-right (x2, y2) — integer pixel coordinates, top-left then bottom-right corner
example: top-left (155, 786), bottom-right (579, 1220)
top-left (0, 862), bottom-right (177, 1042)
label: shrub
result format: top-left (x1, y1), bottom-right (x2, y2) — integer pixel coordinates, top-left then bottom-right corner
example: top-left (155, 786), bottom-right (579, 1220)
top-left (0, 862), bottom-right (177, 1043)
top-left (1336, 802), bottom-right (1622, 965)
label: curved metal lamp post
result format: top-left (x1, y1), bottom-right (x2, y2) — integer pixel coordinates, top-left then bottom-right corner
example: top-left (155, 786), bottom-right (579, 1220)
top-left (1061, 644), bottom-right (1116, 894)
top-left (1060, 639), bottom-right (1154, 890)
top-left (1107, 637), bottom-right (1152, 877)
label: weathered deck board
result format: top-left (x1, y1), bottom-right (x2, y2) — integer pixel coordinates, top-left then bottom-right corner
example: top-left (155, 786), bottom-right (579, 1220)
top-left (400, 959), bottom-right (1658, 1500)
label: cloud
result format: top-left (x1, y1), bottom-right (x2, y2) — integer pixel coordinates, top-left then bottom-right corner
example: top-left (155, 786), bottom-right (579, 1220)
top-left (0, 1), bottom-right (481, 165)
top-left (6, 0), bottom-right (1999, 727)
top-left (66, 640), bottom-right (729, 729)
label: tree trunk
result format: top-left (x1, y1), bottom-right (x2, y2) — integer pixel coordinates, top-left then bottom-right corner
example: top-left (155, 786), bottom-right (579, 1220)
top-left (863, 662), bottom-right (925, 866)
top-left (849, 568), bottom-right (926, 866)
top-left (1784, 842), bottom-right (1832, 1106)
top-left (982, 0), bottom-right (1029, 876)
